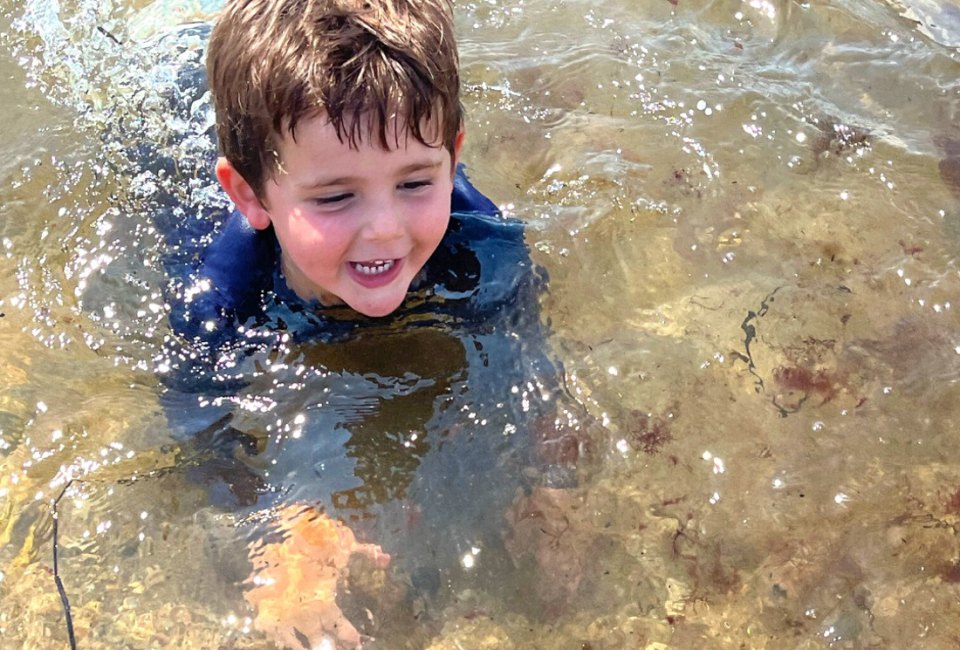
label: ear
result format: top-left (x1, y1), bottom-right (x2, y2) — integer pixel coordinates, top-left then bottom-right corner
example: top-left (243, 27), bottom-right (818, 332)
top-left (450, 127), bottom-right (465, 179)
top-left (215, 158), bottom-right (272, 230)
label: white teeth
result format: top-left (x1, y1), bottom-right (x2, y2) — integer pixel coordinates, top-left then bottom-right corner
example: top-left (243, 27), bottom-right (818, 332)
top-left (352, 259), bottom-right (395, 275)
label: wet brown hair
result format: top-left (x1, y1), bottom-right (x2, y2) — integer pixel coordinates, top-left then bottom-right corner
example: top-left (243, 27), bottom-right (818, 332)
top-left (207, 0), bottom-right (463, 198)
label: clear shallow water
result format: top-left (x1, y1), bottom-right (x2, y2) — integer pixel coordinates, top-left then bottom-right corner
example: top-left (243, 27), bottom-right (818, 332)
top-left (1, 0), bottom-right (960, 648)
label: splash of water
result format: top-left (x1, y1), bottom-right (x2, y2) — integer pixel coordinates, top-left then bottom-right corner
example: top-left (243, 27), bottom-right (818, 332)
top-left (5, 1), bottom-right (227, 364)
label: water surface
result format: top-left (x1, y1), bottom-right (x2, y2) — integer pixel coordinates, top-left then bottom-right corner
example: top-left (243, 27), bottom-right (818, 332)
top-left (1, 0), bottom-right (960, 648)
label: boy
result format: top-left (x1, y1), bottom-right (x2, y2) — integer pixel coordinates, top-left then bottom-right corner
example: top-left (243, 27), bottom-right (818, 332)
top-left (210, 0), bottom-right (464, 318)
top-left (169, 0), bottom-right (524, 356)
top-left (145, 0), bottom-right (586, 645)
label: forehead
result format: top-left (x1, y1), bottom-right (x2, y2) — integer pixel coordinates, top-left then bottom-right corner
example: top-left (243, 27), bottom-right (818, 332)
top-left (281, 110), bottom-right (445, 156)
top-left (270, 112), bottom-right (450, 184)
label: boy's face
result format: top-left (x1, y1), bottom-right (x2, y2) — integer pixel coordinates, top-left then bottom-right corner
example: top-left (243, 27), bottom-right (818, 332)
top-left (217, 114), bottom-right (463, 317)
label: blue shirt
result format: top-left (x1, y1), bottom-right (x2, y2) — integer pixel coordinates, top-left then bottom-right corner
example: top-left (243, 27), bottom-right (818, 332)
top-left (162, 167), bottom-right (549, 395)
top-left (154, 172), bottom-right (560, 571)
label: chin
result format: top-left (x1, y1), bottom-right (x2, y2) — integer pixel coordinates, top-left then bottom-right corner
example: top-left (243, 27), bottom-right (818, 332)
top-left (349, 296), bottom-right (405, 319)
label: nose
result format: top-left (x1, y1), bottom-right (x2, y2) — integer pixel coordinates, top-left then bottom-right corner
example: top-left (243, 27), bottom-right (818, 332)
top-left (362, 198), bottom-right (404, 242)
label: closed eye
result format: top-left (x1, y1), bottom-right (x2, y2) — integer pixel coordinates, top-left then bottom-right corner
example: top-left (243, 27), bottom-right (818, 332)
top-left (399, 180), bottom-right (432, 191)
top-left (312, 193), bottom-right (353, 205)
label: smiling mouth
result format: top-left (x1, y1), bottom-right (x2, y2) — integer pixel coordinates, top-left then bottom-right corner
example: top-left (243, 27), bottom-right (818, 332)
top-left (350, 259), bottom-right (397, 276)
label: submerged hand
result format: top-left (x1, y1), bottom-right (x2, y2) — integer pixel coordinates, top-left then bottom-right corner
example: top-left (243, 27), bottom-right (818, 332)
top-left (245, 503), bottom-right (390, 649)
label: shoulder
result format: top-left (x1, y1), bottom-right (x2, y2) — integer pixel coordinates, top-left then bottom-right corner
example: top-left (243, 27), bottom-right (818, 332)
top-left (429, 208), bottom-right (546, 322)
top-left (168, 209), bottom-right (276, 347)
top-left (451, 164), bottom-right (499, 215)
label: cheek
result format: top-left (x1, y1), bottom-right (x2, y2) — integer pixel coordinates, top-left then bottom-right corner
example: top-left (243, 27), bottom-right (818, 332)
top-left (415, 196), bottom-right (452, 243)
top-left (287, 218), bottom-right (352, 250)
top-left (282, 216), bottom-right (354, 262)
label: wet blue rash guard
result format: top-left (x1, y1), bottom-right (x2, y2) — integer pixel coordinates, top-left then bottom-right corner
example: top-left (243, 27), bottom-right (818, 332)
top-left (160, 167), bottom-right (550, 397)
top-left (152, 161), bottom-right (562, 570)
top-left (168, 168), bottom-right (530, 349)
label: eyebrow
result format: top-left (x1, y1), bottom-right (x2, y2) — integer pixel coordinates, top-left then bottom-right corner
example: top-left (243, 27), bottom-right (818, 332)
top-left (295, 160), bottom-right (444, 192)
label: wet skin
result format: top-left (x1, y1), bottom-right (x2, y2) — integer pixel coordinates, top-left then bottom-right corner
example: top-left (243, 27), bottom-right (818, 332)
top-left (216, 115), bottom-right (464, 317)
